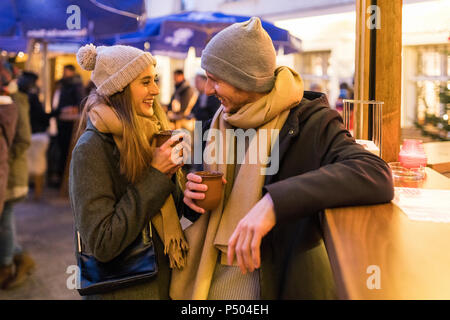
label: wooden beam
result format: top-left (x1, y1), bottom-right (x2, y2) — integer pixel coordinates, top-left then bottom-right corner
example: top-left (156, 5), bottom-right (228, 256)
top-left (354, 0), bottom-right (402, 162)
top-left (354, 0), bottom-right (371, 102)
top-left (375, 0), bottom-right (402, 162)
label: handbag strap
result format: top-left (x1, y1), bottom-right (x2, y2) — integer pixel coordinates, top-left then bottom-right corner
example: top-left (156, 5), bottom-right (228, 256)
top-left (76, 223), bottom-right (153, 254)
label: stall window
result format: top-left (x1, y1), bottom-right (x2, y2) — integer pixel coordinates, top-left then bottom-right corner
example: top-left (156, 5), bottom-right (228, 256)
top-left (415, 45), bottom-right (449, 124)
top-left (296, 50), bottom-right (331, 94)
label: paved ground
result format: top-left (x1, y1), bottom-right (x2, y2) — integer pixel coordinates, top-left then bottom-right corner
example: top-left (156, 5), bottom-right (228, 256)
top-left (0, 188), bottom-right (80, 300)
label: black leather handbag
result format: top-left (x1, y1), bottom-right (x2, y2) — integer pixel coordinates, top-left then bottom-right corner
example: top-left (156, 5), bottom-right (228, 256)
top-left (76, 223), bottom-right (158, 296)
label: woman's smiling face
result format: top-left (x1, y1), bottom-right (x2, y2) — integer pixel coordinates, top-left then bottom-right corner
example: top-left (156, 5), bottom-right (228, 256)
top-left (129, 64), bottom-right (160, 117)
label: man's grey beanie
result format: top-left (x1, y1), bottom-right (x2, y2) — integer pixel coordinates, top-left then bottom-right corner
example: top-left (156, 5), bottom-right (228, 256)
top-left (201, 17), bottom-right (276, 93)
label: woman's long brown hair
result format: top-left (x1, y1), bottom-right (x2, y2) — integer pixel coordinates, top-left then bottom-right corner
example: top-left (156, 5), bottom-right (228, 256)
top-left (76, 86), bottom-right (161, 183)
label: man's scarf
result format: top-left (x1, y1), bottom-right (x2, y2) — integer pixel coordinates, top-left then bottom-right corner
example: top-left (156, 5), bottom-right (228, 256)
top-left (170, 67), bottom-right (304, 299)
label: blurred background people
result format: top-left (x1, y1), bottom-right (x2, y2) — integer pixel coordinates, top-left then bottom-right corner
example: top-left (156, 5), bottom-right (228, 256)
top-left (168, 69), bottom-right (196, 127)
top-left (0, 76), bottom-right (17, 217)
top-left (51, 64), bottom-right (83, 188)
top-left (18, 71), bottom-right (51, 199)
top-left (18, 71), bottom-right (50, 134)
top-left (190, 70), bottom-right (221, 122)
top-left (335, 82), bottom-right (354, 113)
top-left (0, 61), bottom-right (35, 290)
top-left (0, 71), bottom-right (17, 289)
top-left (342, 81), bottom-right (354, 99)
top-left (309, 83), bottom-right (323, 93)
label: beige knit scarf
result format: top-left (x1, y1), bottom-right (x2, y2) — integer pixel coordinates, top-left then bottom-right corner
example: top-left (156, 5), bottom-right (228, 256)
top-left (88, 103), bottom-right (188, 269)
top-left (170, 66), bottom-right (304, 299)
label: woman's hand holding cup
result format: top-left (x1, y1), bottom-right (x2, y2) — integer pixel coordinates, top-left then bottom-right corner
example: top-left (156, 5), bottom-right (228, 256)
top-left (151, 132), bottom-right (184, 176)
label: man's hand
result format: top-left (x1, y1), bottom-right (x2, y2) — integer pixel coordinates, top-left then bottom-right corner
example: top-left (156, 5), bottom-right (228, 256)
top-left (183, 172), bottom-right (227, 214)
top-left (183, 173), bottom-right (208, 214)
top-left (227, 193), bottom-right (276, 274)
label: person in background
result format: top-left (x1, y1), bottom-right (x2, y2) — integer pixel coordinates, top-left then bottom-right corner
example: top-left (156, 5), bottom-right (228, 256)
top-left (18, 71), bottom-right (51, 199)
top-left (309, 83), bottom-right (323, 93)
top-left (0, 62), bottom-right (35, 290)
top-left (341, 82), bottom-right (354, 99)
top-left (168, 69), bottom-right (195, 121)
top-left (0, 75), bottom-right (17, 289)
top-left (52, 64), bottom-right (83, 187)
top-left (190, 70), bottom-right (221, 123)
top-left (0, 77), bottom-right (17, 222)
top-left (18, 71), bottom-right (51, 134)
top-left (335, 82), bottom-right (352, 114)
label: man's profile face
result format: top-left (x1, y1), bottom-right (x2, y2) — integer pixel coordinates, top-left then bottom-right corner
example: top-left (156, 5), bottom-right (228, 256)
top-left (204, 71), bottom-right (255, 114)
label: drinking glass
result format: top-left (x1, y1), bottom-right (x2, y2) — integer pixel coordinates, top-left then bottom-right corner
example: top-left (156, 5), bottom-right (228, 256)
top-left (343, 99), bottom-right (384, 157)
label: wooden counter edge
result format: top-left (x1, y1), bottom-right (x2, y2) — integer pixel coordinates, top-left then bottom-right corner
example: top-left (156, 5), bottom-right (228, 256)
top-left (322, 211), bottom-right (350, 300)
top-left (322, 168), bottom-right (450, 300)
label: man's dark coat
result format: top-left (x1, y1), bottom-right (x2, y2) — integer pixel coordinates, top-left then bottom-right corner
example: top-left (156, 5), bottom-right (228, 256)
top-left (184, 91), bottom-right (394, 299)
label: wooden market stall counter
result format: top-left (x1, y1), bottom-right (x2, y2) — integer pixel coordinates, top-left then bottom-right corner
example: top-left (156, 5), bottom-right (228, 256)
top-left (323, 167), bottom-right (450, 299)
top-left (423, 141), bottom-right (450, 174)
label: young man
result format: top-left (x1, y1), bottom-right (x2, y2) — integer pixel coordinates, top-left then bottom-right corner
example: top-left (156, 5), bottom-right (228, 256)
top-left (172, 17), bottom-right (394, 300)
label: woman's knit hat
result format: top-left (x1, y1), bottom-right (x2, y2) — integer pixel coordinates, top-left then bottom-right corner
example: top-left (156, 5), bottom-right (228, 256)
top-left (201, 17), bottom-right (276, 93)
top-left (76, 44), bottom-right (156, 96)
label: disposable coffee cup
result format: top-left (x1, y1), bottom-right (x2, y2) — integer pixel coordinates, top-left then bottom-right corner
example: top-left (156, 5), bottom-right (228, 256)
top-left (193, 171), bottom-right (224, 211)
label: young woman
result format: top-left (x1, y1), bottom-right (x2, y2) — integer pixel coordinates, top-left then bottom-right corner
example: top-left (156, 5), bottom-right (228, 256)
top-left (70, 44), bottom-right (188, 299)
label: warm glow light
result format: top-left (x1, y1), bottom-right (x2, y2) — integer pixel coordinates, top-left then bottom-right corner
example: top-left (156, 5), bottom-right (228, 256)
top-left (402, 0), bottom-right (450, 34)
top-left (275, 11), bottom-right (356, 46)
top-left (18, 51), bottom-right (24, 58)
top-left (33, 42), bottom-right (40, 54)
top-left (444, 114), bottom-right (449, 121)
